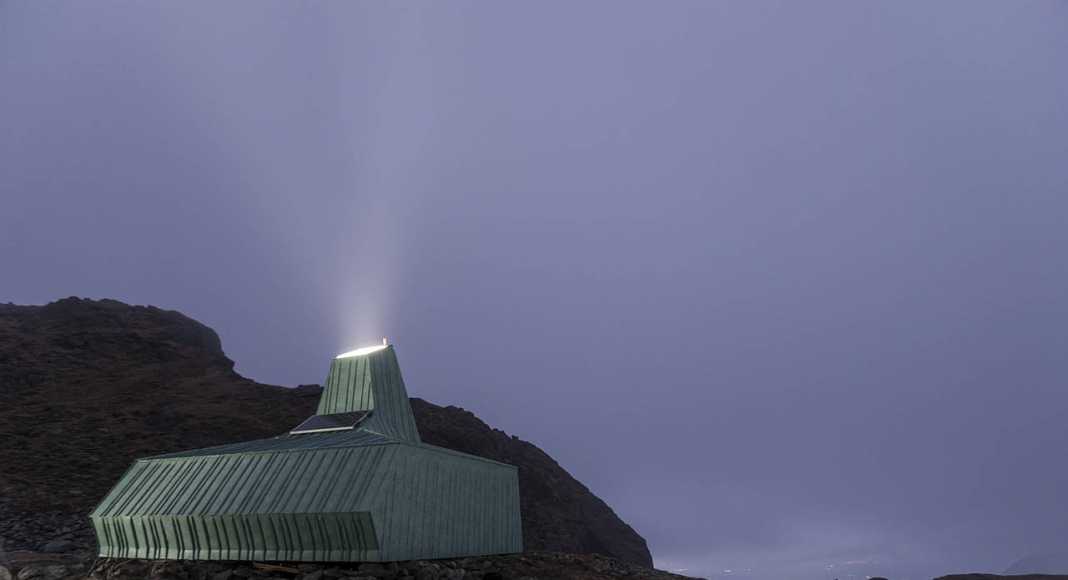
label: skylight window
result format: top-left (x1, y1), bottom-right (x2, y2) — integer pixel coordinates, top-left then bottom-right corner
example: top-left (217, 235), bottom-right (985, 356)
top-left (290, 411), bottom-right (370, 435)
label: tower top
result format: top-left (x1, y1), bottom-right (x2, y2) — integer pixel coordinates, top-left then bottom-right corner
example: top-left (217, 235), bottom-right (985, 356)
top-left (318, 344), bottom-right (420, 443)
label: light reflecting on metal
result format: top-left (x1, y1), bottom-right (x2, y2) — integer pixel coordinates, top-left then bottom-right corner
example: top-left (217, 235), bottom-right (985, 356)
top-left (336, 339), bottom-right (389, 359)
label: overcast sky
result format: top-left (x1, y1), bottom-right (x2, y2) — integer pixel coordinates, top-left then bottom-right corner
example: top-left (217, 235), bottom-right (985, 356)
top-left (3, 2), bottom-right (1067, 579)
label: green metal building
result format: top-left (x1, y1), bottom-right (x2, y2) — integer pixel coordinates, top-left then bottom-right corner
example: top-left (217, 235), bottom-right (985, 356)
top-left (91, 344), bottom-right (523, 562)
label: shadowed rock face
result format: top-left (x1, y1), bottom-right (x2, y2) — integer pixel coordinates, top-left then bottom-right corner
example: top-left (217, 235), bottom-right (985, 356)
top-left (0, 297), bottom-right (652, 568)
top-left (0, 298), bottom-right (315, 517)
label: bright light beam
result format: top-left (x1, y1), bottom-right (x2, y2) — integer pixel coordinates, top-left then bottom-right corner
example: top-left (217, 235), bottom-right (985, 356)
top-left (335, 338), bottom-right (389, 359)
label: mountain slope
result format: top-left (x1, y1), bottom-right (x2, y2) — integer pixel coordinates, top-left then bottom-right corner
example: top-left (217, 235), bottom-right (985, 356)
top-left (0, 297), bottom-right (652, 567)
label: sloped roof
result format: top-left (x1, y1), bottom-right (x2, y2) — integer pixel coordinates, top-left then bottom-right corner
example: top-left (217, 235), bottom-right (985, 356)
top-left (147, 427), bottom-right (516, 467)
top-left (94, 436), bottom-right (516, 518)
top-left (148, 429), bottom-right (392, 460)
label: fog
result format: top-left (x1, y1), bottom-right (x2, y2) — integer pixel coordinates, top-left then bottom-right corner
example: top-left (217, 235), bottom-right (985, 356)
top-left (3, 2), bottom-right (1067, 578)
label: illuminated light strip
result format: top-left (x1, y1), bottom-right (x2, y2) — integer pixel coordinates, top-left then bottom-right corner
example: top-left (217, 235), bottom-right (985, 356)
top-left (335, 339), bottom-right (389, 359)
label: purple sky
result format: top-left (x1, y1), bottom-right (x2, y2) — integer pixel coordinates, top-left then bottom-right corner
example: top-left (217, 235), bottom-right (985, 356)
top-left (3, 2), bottom-right (1068, 579)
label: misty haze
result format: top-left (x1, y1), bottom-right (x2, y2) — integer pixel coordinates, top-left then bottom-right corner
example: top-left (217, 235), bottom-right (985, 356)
top-left (1, 2), bottom-right (1067, 580)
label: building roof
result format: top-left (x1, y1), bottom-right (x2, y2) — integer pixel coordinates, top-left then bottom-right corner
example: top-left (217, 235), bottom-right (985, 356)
top-left (148, 428), bottom-right (392, 460)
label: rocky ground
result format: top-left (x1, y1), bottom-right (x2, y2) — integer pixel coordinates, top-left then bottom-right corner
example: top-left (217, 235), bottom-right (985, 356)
top-left (0, 552), bottom-right (697, 580)
top-left (0, 298), bottom-right (676, 578)
top-left (0, 500), bottom-right (94, 562)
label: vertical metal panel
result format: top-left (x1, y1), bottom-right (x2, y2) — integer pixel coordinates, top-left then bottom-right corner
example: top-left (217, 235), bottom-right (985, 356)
top-left (94, 513), bottom-right (380, 561)
top-left (93, 441), bottom-right (521, 561)
top-left (366, 444), bottom-right (523, 561)
top-left (362, 349), bottom-right (421, 443)
top-left (93, 344), bottom-right (519, 562)
top-left (317, 357), bottom-right (373, 416)
top-left (316, 347), bottom-right (421, 443)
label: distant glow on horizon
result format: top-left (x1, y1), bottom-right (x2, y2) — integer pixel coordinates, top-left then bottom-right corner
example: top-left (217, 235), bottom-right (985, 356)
top-left (335, 339), bottom-right (389, 359)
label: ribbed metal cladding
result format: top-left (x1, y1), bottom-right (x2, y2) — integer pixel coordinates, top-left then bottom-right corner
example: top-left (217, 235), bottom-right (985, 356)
top-left (317, 347), bottom-right (420, 443)
top-left (92, 513), bottom-right (380, 561)
top-left (375, 444), bottom-right (523, 561)
top-left (92, 345), bottom-right (522, 561)
top-left (91, 442), bottom-right (522, 561)
top-left (147, 429), bottom-right (391, 460)
top-left (318, 357), bottom-right (373, 415)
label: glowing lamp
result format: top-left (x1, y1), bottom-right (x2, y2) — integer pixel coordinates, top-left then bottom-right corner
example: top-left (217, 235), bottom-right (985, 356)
top-left (335, 338), bottom-right (389, 359)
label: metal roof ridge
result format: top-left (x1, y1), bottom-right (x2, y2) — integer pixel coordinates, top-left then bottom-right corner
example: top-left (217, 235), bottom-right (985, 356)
top-left (139, 430), bottom-right (399, 462)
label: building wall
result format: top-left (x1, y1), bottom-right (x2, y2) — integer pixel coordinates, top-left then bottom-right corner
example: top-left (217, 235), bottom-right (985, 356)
top-left (92, 442), bottom-right (522, 561)
top-left (372, 443), bottom-right (523, 561)
top-left (92, 512), bottom-right (380, 561)
top-left (317, 347), bottom-right (421, 443)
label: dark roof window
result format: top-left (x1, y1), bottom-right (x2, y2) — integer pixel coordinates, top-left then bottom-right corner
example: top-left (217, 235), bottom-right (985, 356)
top-left (290, 411), bottom-right (370, 435)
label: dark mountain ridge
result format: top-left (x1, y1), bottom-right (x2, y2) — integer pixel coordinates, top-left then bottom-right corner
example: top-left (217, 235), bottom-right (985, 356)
top-left (0, 297), bottom-right (652, 568)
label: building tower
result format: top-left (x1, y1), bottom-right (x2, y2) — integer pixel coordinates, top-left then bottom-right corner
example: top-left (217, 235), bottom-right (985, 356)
top-left (91, 344), bottom-right (523, 561)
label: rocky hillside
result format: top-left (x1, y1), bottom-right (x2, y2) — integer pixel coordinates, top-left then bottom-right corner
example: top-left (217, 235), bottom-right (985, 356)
top-left (1, 551), bottom-right (695, 580)
top-left (0, 298), bottom-right (653, 568)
